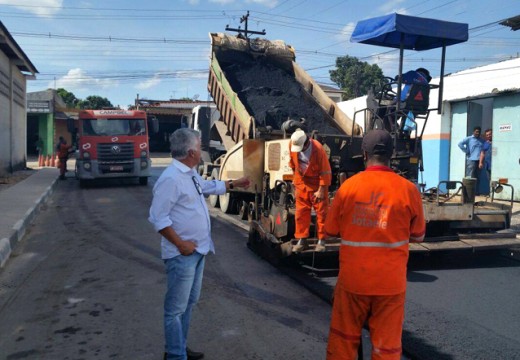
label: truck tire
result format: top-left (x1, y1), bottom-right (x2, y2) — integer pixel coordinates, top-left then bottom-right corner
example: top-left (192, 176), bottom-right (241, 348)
top-left (139, 177), bottom-right (148, 186)
top-left (208, 168), bottom-right (220, 208)
top-left (79, 179), bottom-right (89, 188)
top-left (219, 192), bottom-right (237, 214)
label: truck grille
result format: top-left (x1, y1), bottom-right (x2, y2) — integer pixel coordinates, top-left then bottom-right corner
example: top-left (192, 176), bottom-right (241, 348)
top-left (97, 143), bottom-right (134, 173)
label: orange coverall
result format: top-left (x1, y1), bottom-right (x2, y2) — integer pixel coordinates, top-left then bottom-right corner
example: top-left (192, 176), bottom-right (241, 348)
top-left (324, 165), bottom-right (425, 360)
top-left (58, 142), bottom-right (72, 177)
top-left (289, 138), bottom-right (332, 240)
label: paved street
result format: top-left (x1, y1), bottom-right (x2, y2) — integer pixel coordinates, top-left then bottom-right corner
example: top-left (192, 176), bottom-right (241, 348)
top-left (0, 163), bottom-right (331, 360)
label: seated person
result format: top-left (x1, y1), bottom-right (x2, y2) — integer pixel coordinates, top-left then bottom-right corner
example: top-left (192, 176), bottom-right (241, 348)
top-left (397, 68), bottom-right (432, 133)
top-left (367, 68), bottom-right (431, 133)
top-left (399, 67), bottom-right (432, 101)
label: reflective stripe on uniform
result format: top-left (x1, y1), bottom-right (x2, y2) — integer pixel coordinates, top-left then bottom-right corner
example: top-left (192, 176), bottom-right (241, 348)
top-left (340, 239), bottom-right (409, 248)
top-left (329, 327), bottom-right (360, 342)
top-left (410, 233), bottom-right (425, 242)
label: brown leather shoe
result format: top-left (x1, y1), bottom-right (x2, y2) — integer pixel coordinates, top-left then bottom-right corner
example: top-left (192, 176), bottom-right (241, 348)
top-left (187, 347), bottom-right (204, 360)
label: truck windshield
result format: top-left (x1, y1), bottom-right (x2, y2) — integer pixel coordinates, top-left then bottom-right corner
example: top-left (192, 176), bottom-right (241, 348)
top-left (82, 118), bottom-right (146, 136)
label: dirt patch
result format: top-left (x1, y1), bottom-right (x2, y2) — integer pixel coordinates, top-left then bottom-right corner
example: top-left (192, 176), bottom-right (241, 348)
top-left (0, 169), bottom-right (36, 194)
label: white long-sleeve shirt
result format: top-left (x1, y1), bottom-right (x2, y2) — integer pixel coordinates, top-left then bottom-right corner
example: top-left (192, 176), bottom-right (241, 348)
top-left (148, 159), bottom-right (226, 259)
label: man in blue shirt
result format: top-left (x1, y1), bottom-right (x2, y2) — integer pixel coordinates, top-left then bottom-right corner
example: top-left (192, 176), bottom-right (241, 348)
top-left (149, 128), bottom-right (249, 360)
top-left (458, 126), bottom-right (484, 179)
top-left (399, 67), bottom-right (432, 102)
top-left (479, 128), bottom-right (492, 178)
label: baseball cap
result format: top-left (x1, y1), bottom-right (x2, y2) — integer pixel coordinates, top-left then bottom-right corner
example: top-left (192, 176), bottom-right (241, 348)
top-left (416, 67), bottom-right (432, 82)
top-left (362, 130), bottom-right (394, 156)
top-left (290, 129), bottom-right (307, 152)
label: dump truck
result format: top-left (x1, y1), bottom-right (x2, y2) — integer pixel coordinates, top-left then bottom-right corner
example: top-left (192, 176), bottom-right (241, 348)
top-left (73, 109), bottom-right (155, 187)
top-left (205, 32), bottom-right (364, 262)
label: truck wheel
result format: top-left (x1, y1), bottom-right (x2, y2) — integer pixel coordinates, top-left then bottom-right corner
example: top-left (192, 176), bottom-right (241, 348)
top-left (239, 201), bottom-right (249, 220)
top-left (208, 168), bottom-right (220, 208)
top-left (139, 177), bottom-right (148, 186)
top-left (219, 192), bottom-right (237, 214)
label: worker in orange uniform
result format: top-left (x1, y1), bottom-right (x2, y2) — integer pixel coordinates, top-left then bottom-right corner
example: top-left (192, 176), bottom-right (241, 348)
top-left (324, 129), bottom-right (425, 360)
top-left (57, 136), bottom-right (73, 180)
top-left (289, 129), bottom-right (332, 253)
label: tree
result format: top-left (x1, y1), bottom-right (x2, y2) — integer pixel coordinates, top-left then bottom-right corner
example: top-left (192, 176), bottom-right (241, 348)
top-left (77, 95), bottom-right (114, 110)
top-left (57, 88), bottom-right (79, 108)
top-left (329, 55), bottom-right (386, 100)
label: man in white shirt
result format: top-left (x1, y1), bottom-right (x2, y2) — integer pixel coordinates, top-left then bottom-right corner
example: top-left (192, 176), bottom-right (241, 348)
top-left (149, 128), bottom-right (249, 360)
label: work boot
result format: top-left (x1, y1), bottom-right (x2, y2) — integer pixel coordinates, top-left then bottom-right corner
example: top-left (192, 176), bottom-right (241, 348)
top-left (315, 240), bottom-right (326, 252)
top-left (163, 348), bottom-right (204, 360)
top-left (292, 239), bottom-right (308, 253)
top-left (187, 347), bottom-right (204, 360)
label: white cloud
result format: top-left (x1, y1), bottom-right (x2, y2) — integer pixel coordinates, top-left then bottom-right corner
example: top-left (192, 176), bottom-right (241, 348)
top-left (377, 0), bottom-right (407, 15)
top-left (50, 68), bottom-right (117, 91)
top-left (209, 0), bottom-right (235, 4)
top-left (246, 0), bottom-right (278, 8)
top-left (334, 22), bottom-right (356, 45)
top-left (135, 75), bottom-right (162, 90)
top-left (1, 0), bottom-right (64, 16)
top-left (175, 70), bottom-right (208, 79)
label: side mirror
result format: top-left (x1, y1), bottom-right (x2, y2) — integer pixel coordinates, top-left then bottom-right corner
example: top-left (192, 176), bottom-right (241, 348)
top-left (67, 118), bottom-right (76, 133)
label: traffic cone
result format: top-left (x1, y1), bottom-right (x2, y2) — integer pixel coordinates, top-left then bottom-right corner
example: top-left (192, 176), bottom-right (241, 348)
top-left (38, 154), bottom-right (43, 167)
top-left (51, 153), bottom-right (56, 167)
top-left (45, 155), bottom-right (50, 167)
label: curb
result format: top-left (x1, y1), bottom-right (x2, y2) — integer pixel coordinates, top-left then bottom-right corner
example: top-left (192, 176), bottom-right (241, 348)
top-left (0, 178), bottom-right (57, 268)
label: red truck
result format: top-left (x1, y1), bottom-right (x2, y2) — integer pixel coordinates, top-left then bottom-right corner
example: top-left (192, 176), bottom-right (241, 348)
top-left (74, 109), bottom-right (153, 187)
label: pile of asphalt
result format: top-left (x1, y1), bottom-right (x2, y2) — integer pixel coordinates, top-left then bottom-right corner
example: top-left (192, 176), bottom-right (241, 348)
top-left (221, 57), bottom-right (341, 135)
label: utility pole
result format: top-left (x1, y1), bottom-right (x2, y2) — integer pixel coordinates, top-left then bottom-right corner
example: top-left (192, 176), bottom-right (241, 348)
top-left (226, 11), bottom-right (266, 39)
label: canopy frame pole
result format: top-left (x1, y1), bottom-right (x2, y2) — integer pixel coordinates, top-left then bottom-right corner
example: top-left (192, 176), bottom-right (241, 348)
top-left (395, 34), bottom-right (405, 116)
top-left (438, 43), bottom-right (446, 114)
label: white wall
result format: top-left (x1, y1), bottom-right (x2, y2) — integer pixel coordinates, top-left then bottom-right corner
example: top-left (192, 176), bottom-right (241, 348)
top-left (0, 51), bottom-right (10, 174)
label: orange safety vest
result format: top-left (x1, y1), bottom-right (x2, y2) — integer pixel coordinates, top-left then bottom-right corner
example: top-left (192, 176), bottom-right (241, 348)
top-left (58, 143), bottom-right (71, 159)
top-left (289, 138), bottom-right (332, 189)
top-left (325, 165), bottom-right (425, 295)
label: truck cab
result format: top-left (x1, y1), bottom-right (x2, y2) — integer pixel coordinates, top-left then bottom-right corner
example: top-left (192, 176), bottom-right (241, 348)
top-left (75, 109), bottom-right (152, 187)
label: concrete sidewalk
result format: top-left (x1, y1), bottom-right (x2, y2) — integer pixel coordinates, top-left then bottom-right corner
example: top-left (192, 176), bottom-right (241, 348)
top-left (0, 167), bottom-right (58, 267)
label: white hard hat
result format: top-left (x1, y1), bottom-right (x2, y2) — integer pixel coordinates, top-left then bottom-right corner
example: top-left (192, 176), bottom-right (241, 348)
top-left (291, 129), bottom-right (307, 152)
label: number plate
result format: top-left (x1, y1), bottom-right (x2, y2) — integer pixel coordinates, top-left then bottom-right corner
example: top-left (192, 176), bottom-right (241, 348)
top-left (110, 165), bottom-right (124, 171)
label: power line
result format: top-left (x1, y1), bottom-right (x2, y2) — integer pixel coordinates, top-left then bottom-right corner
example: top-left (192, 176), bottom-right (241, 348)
top-left (11, 31), bottom-right (207, 44)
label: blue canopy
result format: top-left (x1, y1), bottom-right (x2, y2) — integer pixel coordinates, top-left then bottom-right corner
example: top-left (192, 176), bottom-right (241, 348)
top-left (351, 13), bottom-right (468, 51)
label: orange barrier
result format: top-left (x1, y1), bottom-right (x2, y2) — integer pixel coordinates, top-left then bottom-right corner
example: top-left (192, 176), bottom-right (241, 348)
top-left (45, 155), bottom-right (50, 167)
top-left (38, 154), bottom-right (44, 167)
top-left (51, 153), bottom-right (56, 167)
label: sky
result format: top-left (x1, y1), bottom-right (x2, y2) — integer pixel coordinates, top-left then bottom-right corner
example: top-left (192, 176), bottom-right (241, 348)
top-left (1, 0), bottom-right (519, 109)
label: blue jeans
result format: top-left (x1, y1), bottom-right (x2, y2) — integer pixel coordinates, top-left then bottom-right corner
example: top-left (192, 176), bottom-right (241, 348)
top-left (465, 160), bottom-right (479, 179)
top-left (164, 252), bottom-right (205, 360)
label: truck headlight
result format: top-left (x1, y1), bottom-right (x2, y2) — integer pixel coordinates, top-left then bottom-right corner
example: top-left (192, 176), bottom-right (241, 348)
top-left (140, 150), bottom-right (147, 157)
top-left (84, 162), bottom-right (91, 170)
top-left (141, 160), bottom-right (148, 168)
top-left (83, 152), bottom-right (90, 159)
